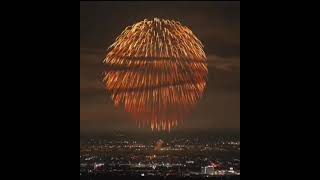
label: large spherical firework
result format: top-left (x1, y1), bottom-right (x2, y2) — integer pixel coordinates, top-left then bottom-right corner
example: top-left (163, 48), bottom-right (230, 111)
top-left (103, 18), bottom-right (208, 132)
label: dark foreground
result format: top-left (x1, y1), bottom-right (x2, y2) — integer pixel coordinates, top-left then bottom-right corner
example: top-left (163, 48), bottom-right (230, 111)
top-left (80, 175), bottom-right (240, 180)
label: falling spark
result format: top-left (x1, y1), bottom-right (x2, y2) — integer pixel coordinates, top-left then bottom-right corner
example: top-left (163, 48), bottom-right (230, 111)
top-left (103, 18), bottom-right (208, 132)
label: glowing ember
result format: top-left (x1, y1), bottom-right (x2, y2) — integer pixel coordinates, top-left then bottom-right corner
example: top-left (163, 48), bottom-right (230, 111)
top-left (103, 18), bottom-right (208, 132)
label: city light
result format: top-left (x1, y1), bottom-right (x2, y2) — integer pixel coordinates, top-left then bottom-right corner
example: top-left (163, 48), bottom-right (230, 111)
top-left (80, 132), bottom-right (240, 178)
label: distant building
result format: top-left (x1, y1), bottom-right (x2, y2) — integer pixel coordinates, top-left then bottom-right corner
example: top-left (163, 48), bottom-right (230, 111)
top-left (94, 163), bottom-right (104, 171)
top-left (228, 167), bottom-right (235, 174)
top-left (201, 165), bottom-right (214, 175)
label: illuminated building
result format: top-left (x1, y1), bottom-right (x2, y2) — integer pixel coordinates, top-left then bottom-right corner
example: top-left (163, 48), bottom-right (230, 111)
top-left (201, 165), bottom-right (214, 175)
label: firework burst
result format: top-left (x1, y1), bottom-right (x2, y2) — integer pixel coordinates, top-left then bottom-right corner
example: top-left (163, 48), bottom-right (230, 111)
top-left (103, 18), bottom-right (208, 132)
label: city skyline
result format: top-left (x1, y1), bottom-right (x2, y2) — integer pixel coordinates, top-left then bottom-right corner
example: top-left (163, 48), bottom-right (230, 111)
top-left (80, 131), bottom-right (240, 179)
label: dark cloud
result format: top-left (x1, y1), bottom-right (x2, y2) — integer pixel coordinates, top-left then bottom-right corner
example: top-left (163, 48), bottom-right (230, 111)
top-left (80, 1), bottom-right (240, 132)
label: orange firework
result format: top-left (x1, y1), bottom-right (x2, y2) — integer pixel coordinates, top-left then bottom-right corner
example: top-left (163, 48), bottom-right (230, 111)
top-left (103, 18), bottom-right (208, 132)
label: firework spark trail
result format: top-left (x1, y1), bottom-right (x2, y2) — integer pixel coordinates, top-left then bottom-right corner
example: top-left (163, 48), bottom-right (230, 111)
top-left (103, 18), bottom-right (208, 132)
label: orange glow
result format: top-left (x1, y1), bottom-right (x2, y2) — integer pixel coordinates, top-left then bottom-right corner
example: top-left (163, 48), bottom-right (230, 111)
top-left (103, 18), bottom-right (208, 131)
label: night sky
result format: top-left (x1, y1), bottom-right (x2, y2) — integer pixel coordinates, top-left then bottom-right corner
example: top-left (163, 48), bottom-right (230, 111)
top-left (80, 1), bottom-right (240, 133)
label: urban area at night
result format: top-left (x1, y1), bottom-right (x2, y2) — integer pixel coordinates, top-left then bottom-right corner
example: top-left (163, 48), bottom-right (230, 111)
top-left (80, 131), bottom-right (240, 179)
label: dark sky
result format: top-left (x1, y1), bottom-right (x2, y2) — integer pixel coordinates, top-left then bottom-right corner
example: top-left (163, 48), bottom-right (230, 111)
top-left (80, 1), bottom-right (240, 133)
